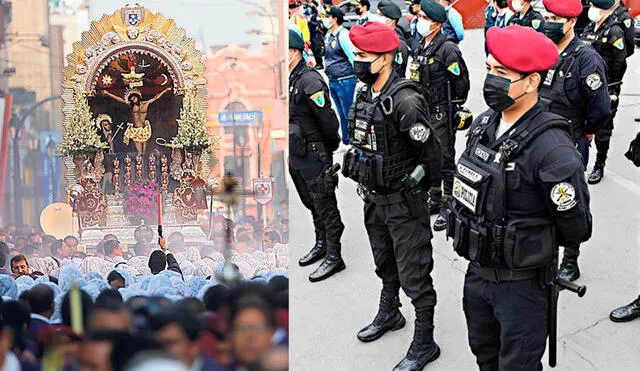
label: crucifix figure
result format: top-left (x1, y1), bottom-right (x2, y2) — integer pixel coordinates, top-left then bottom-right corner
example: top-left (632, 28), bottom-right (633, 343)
top-left (101, 87), bottom-right (171, 153)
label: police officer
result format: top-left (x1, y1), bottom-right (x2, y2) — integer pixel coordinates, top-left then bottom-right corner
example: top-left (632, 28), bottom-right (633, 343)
top-left (306, 0), bottom-right (326, 70)
top-left (342, 21), bottom-right (442, 371)
top-left (448, 25), bottom-right (592, 369)
top-left (507, 0), bottom-right (545, 31)
top-left (610, 0), bottom-right (634, 58)
top-left (540, 0), bottom-right (610, 282)
top-left (581, 0), bottom-right (627, 184)
top-left (376, 0), bottom-right (410, 77)
top-left (409, 0), bottom-right (470, 232)
top-left (407, 0), bottom-right (423, 57)
top-left (288, 30), bottom-right (346, 282)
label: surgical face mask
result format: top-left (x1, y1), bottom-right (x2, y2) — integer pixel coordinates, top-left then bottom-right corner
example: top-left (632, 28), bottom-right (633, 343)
top-left (483, 74), bottom-right (528, 112)
top-left (588, 7), bottom-right (601, 22)
top-left (322, 18), bottom-right (333, 29)
top-left (416, 18), bottom-right (434, 37)
top-left (354, 55), bottom-right (383, 85)
top-left (512, 0), bottom-right (523, 13)
top-left (543, 21), bottom-right (567, 44)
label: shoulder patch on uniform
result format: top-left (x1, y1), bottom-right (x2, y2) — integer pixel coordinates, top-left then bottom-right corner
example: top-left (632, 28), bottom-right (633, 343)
top-left (531, 19), bottom-right (541, 30)
top-left (614, 37), bottom-right (625, 50)
top-left (624, 19), bottom-right (632, 28)
top-left (585, 73), bottom-right (602, 90)
top-left (310, 91), bottom-right (325, 107)
top-left (409, 123), bottom-right (430, 143)
top-left (448, 62), bottom-right (461, 76)
top-left (550, 182), bottom-right (577, 211)
top-left (395, 52), bottom-right (403, 65)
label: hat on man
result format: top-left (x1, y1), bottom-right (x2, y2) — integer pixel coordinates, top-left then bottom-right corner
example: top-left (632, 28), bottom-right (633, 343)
top-left (542, 0), bottom-right (583, 18)
top-left (378, 0), bottom-right (402, 20)
top-left (289, 29), bottom-right (304, 50)
top-left (590, 0), bottom-right (615, 9)
top-left (328, 6), bottom-right (344, 18)
top-left (420, 0), bottom-right (448, 23)
top-left (486, 25), bottom-right (559, 74)
top-left (349, 21), bottom-right (400, 53)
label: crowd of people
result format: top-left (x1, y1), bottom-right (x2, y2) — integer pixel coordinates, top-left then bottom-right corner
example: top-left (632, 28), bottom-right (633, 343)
top-left (0, 211), bottom-right (289, 370)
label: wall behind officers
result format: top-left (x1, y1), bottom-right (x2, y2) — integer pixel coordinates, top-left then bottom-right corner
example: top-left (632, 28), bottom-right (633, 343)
top-left (540, 0), bottom-right (610, 282)
top-left (409, 0), bottom-right (470, 232)
top-left (580, 0), bottom-right (628, 184)
top-left (447, 25), bottom-right (592, 370)
top-left (288, 29), bottom-right (346, 283)
top-left (341, 21), bottom-right (443, 371)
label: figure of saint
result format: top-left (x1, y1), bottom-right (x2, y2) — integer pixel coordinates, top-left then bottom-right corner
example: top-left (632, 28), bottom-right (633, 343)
top-left (96, 113), bottom-right (116, 154)
top-left (101, 87), bottom-right (171, 153)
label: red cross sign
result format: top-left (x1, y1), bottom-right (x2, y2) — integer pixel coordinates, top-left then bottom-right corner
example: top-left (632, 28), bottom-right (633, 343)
top-left (253, 178), bottom-right (273, 205)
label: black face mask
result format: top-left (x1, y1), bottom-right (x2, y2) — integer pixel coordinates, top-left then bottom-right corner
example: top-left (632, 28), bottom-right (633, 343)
top-left (354, 56), bottom-right (382, 85)
top-left (543, 22), bottom-right (566, 44)
top-left (482, 74), bottom-right (527, 112)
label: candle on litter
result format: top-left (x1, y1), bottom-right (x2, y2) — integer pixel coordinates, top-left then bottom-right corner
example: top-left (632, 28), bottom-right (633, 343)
top-left (157, 193), bottom-right (162, 225)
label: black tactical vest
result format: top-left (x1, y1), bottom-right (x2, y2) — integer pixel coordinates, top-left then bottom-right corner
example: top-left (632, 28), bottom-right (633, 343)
top-left (581, 25), bottom-right (620, 84)
top-left (447, 111), bottom-right (568, 270)
top-left (408, 38), bottom-right (449, 106)
top-left (342, 81), bottom-right (417, 190)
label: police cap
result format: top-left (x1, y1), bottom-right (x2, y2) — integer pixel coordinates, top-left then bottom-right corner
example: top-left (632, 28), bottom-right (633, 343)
top-left (487, 25), bottom-right (559, 74)
top-left (289, 29), bottom-right (304, 50)
top-left (542, 0), bottom-right (583, 18)
top-left (349, 21), bottom-right (400, 53)
top-left (378, 0), bottom-right (402, 20)
top-left (590, 0), bottom-right (615, 9)
top-left (328, 6), bottom-right (344, 18)
top-left (420, 0), bottom-right (448, 23)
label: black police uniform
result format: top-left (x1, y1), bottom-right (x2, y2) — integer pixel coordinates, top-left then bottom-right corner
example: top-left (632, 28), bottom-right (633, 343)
top-left (409, 30), bottom-right (470, 231)
top-left (306, 3), bottom-right (326, 69)
top-left (394, 26), bottom-right (410, 77)
top-left (611, 3), bottom-right (635, 58)
top-left (581, 16), bottom-right (627, 183)
top-left (342, 72), bottom-right (442, 370)
top-left (289, 60), bottom-right (345, 281)
top-left (507, 4), bottom-right (545, 31)
top-left (539, 37), bottom-right (609, 280)
top-left (448, 104), bottom-right (592, 370)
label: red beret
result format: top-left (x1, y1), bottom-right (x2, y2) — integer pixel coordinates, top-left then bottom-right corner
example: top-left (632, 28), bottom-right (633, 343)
top-left (542, 0), bottom-right (583, 18)
top-left (349, 22), bottom-right (399, 53)
top-left (487, 25), bottom-right (559, 74)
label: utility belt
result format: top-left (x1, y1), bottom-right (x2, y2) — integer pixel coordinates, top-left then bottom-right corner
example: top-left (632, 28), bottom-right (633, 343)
top-left (342, 148), bottom-right (414, 189)
top-left (468, 264), bottom-right (539, 283)
top-left (424, 87), bottom-right (447, 107)
top-left (359, 183), bottom-right (429, 219)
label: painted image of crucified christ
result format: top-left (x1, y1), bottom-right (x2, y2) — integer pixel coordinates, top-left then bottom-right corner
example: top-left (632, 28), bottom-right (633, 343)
top-left (101, 87), bottom-right (171, 153)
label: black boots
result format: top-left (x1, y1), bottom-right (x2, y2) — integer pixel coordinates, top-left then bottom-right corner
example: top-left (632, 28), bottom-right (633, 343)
top-left (299, 231), bottom-right (326, 266)
top-left (309, 243), bottom-right (345, 282)
top-left (610, 296), bottom-right (640, 322)
top-left (588, 162), bottom-right (604, 184)
top-left (558, 256), bottom-right (580, 282)
top-left (357, 295), bottom-right (406, 342)
top-left (393, 314), bottom-right (440, 371)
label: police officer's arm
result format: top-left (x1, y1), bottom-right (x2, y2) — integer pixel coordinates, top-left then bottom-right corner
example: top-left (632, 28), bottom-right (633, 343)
top-left (538, 142), bottom-right (592, 246)
top-left (608, 26), bottom-right (627, 85)
top-left (301, 73), bottom-right (341, 146)
top-left (578, 51), bottom-right (611, 134)
top-left (530, 11), bottom-right (545, 32)
top-left (442, 45), bottom-right (470, 103)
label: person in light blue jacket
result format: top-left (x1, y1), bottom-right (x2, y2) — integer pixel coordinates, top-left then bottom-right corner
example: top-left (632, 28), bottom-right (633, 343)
top-left (439, 0), bottom-right (464, 42)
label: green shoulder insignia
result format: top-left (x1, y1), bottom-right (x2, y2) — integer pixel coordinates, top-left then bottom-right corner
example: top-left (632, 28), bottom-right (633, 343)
top-left (310, 91), bottom-right (325, 107)
top-left (395, 52), bottom-right (403, 65)
top-left (531, 19), bottom-right (541, 30)
top-left (447, 62), bottom-right (461, 76)
top-left (613, 37), bottom-right (624, 50)
top-left (624, 19), bottom-right (632, 28)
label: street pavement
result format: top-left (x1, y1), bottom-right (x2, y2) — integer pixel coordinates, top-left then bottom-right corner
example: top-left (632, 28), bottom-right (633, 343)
top-left (289, 29), bottom-right (640, 370)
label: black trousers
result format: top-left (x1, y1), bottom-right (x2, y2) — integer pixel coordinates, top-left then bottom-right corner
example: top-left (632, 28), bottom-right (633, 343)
top-left (289, 151), bottom-right (344, 247)
top-left (429, 107), bottom-right (456, 198)
top-left (310, 32), bottom-right (325, 68)
top-left (595, 98), bottom-right (619, 164)
top-left (363, 199), bottom-right (436, 312)
top-left (463, 268), bottom-right (548, 371)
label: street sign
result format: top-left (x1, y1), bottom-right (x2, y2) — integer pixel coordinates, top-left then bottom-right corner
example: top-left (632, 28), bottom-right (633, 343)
top-left (252, 178), bottom-right (273, 205)
top-left (218, 110), bottom-right (263, 125)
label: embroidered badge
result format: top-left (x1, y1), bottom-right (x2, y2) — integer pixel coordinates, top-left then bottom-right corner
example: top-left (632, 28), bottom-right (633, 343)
top-left (550, 182), bottom-right (577, 211)
top-left (409, 123), bottom-right (430, 143)
top-left (531, 19), bottom-right (541, 30)
top-left (613, 38), bottom-right (625, 50)
top-left (624, 19), bottom-right (632, 28)
top-left (395, 52), bottom-right (403, 65)
top-left (310, 91), bottom-right (325, 107)
top-left (585, 73), bottom-right (602, 90)
top-left (448, 62), bottom-right (461, 76)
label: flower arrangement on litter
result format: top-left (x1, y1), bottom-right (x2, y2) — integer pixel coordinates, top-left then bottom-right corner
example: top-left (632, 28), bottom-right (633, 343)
top-left (58, 92), bottom-right (109, 156)
top-left (123, 180), bottom-right (159, 225)
top-left (171, 89), bottom-right (220, 152)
